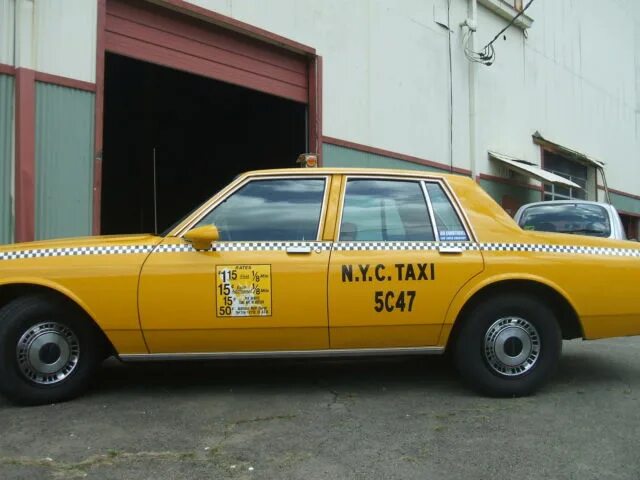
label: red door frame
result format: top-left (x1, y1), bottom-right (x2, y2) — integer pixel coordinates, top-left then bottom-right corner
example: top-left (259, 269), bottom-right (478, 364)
top-left (93, 0), bottom-right (322, 235)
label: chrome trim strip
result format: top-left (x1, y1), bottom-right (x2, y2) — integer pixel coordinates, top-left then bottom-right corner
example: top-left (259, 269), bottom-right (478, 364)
top-left (285, 246), bottom-right (313, 253)
top-left (119, 346), bottom-right (445, 362)
top-left (421, 180), bottom-right (441, 241)
top-left (438, 246), bottom-right (464, 254)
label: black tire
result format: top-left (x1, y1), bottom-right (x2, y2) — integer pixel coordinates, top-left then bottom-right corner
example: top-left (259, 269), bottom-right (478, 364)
top-left (453, 293), bottom-right (562, 397)
top-left (0, 294), bottom-right (104, 405)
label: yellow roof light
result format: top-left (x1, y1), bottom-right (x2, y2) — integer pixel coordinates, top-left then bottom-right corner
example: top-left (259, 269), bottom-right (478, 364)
top-left (296, 153), bottom-right (318, 168)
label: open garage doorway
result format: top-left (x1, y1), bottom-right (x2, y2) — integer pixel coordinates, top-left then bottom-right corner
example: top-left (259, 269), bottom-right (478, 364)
top-left (101, 53), bottom-right (307, 235)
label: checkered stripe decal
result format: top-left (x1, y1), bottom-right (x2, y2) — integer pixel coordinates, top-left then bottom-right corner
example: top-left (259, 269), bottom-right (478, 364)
top-left (0, 245), bottom-right (154, 261)
top-left (1, 241), bottom-right (639, 261)
top-left (481, 243), bottom-right (640, 257)
top-left (332, 242), bottom-right (478, 252)
top-left (333, 241), bottom-right (640, 257)
top-left (154, 242), bottom-right (333, 253)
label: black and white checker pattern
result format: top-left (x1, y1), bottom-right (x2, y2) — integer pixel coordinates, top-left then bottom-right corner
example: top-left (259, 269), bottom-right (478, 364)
top-left (332, 241), bottom-right (478, 252)
top-left (0, 245), bottom-right (154, 261)
top-left (153, 241), bottom-right (333, 254)
top-left (215, 241), bottom-right (333, 252)
top-left (481, 243), bottom-right (640, 257)
top-left (332, 241), bottom-right (640, 257)
top-left (1, 240), bottom-right (639, 262)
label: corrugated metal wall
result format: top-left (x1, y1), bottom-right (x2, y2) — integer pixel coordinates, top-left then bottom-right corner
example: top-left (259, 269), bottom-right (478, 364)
top-left (0, 74), bottom-right (14, 245)
top-left (478, 178), bottom-right (541, 209)
top-left (610, 191), bottom-right (640, 216)
top-left (322, 143), bottom-right (440, 172)
top-left (35, 82), bottom-right (94, 240)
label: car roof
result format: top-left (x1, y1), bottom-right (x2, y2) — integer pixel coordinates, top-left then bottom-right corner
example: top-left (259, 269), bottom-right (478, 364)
top-left (239, 167), bottom-right (459, 180)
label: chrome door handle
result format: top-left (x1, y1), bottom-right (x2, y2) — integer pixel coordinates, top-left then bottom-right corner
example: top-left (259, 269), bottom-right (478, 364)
top-left (286, 246), bottom-right (312, 254)
top-left (438, 247), bottom-right (463, 254)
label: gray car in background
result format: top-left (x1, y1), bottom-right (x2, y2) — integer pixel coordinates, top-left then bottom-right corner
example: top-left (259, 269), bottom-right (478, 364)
top-left (514, 200), bottom-right (627, 240)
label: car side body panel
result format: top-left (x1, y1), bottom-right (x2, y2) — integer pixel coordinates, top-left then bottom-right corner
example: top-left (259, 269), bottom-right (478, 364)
top-left (0, 234), bottom-right (161, 353)
top-left (444, 176), bottom-right (640, 342)
top-left (0, 168), bottom-right (639, 357)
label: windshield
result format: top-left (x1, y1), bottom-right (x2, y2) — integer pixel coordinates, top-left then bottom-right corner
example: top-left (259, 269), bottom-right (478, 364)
top-left (519, 203), bottom-right (612, 238)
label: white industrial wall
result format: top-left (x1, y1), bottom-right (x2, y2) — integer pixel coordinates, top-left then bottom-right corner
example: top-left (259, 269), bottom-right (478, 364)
top-left (2, 0), bottom-right (97, 81)
top-left (475, 0), bottom-right (640, 192)
top-left (0, 0), bottom-right (14, 65)
top-left (2, 0), bottom-right (638, 198)
top-left (190, 0), bottom-right (640, 197)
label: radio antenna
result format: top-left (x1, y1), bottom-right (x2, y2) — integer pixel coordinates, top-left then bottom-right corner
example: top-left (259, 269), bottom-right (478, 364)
top-left (153, 147), bottom-right (158, 235)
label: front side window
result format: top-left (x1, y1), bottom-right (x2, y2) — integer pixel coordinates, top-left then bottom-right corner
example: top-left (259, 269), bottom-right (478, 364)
top-left (196, 178), bottom-right (326, 241)
top-left (339, 179), bottom-right (434, 241)
top-left (519, 203), bottom-right (611, 237)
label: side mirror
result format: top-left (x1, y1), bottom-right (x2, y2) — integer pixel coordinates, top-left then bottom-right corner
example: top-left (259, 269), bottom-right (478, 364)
top-left (184, 225), bottom-right (220, 251)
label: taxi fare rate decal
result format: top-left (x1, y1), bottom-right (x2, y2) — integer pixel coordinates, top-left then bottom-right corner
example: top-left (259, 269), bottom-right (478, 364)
top-left (341, 263), bottom-right (435, 313)
top-left (216, 264), bottom-right (272, 317)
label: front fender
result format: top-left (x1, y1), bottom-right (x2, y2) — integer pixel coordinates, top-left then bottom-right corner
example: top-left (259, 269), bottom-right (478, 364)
top-left (0, 277), bottom-right (100, 323)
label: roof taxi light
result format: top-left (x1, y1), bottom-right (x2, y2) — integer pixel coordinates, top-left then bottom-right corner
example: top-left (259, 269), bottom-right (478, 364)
top-left (297, 153), bottom-right (318, 168)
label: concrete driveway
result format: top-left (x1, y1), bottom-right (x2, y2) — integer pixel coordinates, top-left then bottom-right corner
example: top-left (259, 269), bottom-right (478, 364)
top-left (1, 338), bottom-right (639, 479)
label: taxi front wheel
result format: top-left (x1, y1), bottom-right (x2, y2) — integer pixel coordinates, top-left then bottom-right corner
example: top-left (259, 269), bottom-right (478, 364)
top-left (0, 294), bottom-right (104, 405)
top-left (453, 294), bottom-right (562, 397)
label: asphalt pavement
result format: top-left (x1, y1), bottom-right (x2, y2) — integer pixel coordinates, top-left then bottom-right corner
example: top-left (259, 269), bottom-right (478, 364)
top-left (1, 337), bottom-right (639, 479)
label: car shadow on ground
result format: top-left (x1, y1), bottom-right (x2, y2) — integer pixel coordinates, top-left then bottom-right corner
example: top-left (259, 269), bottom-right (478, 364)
top-left (87, 345), bottom-right (640, 399)
top-left (0, 345), bottom-right (637, 407)
top-left (90, 354), bottom-right (462, 397)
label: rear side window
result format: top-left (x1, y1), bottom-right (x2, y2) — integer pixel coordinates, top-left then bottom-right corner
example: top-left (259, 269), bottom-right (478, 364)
top-left (196, 178), bottom-right (326, 241)
top-left (424, 183), bottom-right (469, 241)
top-left (339, 179), bottom-right (435, 241)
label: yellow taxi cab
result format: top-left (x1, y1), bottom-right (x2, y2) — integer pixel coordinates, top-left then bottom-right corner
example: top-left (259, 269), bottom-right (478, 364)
top-left (1, 165), bottom-right (639, 404)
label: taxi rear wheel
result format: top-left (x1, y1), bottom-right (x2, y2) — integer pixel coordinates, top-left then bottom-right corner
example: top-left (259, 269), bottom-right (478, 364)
top-left (453, 294), bottom-right (562, 397)
top-left (0, 294), bottom-right (104, 405)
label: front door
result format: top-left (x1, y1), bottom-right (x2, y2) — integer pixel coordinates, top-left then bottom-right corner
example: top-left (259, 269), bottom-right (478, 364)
top-left (138, 175), bottom-right (332, 353)
top-left (328, 176), bottom-right (484, 348)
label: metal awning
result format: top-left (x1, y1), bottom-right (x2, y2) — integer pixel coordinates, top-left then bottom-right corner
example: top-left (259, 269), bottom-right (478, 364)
top-left (489, 151), bottom-right (582, 189)
top-left (532, 132), bottom-right (605, 169)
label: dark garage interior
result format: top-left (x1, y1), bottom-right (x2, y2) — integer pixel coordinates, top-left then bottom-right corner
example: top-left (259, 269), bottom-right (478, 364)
top-left (101, 53), bottom-right (307, 235)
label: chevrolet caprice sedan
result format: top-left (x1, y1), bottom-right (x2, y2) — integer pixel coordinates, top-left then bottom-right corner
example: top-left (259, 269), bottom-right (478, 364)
top-left (1, 167), bottom-right (639, 404)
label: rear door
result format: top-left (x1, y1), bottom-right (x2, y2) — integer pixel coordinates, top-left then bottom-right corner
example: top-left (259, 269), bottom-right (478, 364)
top-left (138, 175), bottom-right (332, 353)
top-left (328, 176), bottom-right (484, 348)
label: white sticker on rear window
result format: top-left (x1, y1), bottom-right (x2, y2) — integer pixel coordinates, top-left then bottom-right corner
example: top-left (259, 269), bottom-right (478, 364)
top-left (439, 230), bottom-right (468, 241)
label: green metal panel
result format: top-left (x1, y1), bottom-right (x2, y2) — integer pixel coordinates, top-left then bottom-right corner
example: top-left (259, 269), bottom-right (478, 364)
top-left (478, 178), bottom-right (541, 213)
top-left (35, 82), bottom-right (94, 240)
top-left (322, 143), bottom-right (445, 172)
top-left (609, 191), bottom-right (640, 216)
top-left (0, 74), bottom-right (14, 245)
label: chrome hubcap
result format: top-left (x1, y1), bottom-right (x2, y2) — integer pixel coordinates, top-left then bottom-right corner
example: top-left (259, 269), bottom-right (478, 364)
top-left (483, 317), bottom-right (540, 377)
top-left (17, 322), bottom-right (80, 385)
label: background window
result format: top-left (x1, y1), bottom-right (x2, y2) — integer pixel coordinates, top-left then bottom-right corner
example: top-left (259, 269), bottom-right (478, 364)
top-left (543, 152), bottom-right (588, 201)
top-left (196, 178), bottom-right (325, 241)
top-left (425, 183), bottom-right (469, 241)
top-left (339, 179), bottom-right (434, 241)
